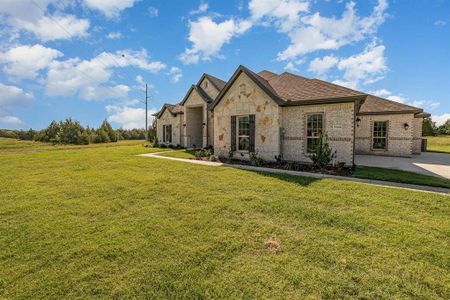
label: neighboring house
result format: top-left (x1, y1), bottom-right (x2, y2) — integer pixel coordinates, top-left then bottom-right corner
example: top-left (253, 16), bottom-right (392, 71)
top-left (154, 65), bottom-right (429, 166)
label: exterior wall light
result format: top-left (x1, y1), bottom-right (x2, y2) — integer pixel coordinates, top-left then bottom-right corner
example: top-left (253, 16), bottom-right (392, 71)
top-left (404, 123), bottom-right (409, 130)
top-left (202, 122), bottom-right (206, 126)
top-left (355, 117), bottom-right (361, 127)
top-left (183, 124), bottom-right (186, 127)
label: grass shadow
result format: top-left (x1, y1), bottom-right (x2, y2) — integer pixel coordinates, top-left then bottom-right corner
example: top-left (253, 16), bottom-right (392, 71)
top-left (239, 168), bottom-right (321, 187)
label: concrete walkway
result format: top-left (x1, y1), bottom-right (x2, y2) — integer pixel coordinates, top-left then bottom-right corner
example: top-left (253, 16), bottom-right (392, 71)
top-left (355, 152), bottom-right (450, 179)
top-left (139, 152), bottom-right (450, 195)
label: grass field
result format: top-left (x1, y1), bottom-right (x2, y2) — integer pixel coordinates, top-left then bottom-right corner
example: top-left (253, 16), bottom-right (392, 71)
top-left (0, 138), bottom-right (449, 298)
top-left (156, 149), bottom-right (450, 188)
top-left (353, 166), bottom-right (450, 188)
top-left (427, 135), bottom-right (450, 153)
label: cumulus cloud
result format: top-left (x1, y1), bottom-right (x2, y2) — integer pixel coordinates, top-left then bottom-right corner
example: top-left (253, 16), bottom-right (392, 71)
top-left (46, 49), bottom-right (166, 100)
top-left (106, 31), bottom-right (122, 39)
top-left (168, 67), bottom-right (182, 83)
top-left (83, 0), bottom-right (138, 18)
top-left (0, 115), bottom-right (26, 128)
top-left (179, 16), bottom-right (252, 64)
top-left (249, 0), bottom-right (309, 32)
top-left (0, 44), bottom-right (63, 80)
top-left (106, 104), bottom-right (157, 129)
top-left (0, 1), bottom-right (90, 41)
top-left (336, 43), bottom-right (387, 87)
top-left (433, 113), bottom-right (450, 126)
top-left (277, 0), bottom-right (388, 60)
top-left (0, 83), bottom-right (34, 111)
top-left (308, 55), bottom-right (338, 75)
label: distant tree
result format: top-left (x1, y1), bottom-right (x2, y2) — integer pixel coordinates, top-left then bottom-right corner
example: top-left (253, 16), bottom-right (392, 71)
top-left (437, 119), bottom-right (450, 135)
top-left (100, 120), bottom-right (118, 142)
top-left (422, 117), bottom-right (436, 136)
top-left (0, 129), bottom-right (18, 138)
top-left (147, 120), bottom-right (157, 142)
top-left (94, 128), bottom-right (110, 143)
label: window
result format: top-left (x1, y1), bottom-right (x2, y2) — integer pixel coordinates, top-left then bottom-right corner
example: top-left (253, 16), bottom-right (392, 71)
top-left (163, 125), bottom-right (172, 143)
top-left (372, 121), bottom-right (387, 149)
top-left (306, 114), bottom-right (323, 153)
top-left (237, 115), bottom-right (249, 151)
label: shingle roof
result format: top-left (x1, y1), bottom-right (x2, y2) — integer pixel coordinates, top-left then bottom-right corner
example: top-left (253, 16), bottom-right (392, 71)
top-left (204, 73), bottom-right (226, 91)
top-left (358, 95), bottom-right (422, 115)
top-left (257, 71), bottom-right (366, 102)
top-left (153, 103), bottom-right (184, 118)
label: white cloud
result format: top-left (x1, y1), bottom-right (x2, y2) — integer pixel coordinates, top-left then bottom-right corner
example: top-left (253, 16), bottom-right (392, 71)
top-left (136, 75), bottom-right (145, 85)
top-left (249, 0), bottom-right (309, 32)
top-left (0, 83), bottom-right (34, 111)
top-left (433, 114), bottom-right (450, 126)
top-left (336, 43), bottom-right (387, 87)
top-left (308, 55), bottom-right (338, 74)
top-left (0, 1), bottom-right (90, 42)
top-left (277, 0), bottom-right (388, 60)
top-left (434, 20), bottom-right (447, 26)
top-left (190, 2), bottom-right (209, 15)
top-left (168, 67), bottom-right (182, 83)
top-left (106, 105), bottom-right (156, 129)
top-left (179, 16), bottom-right (251, 64)
top-left (46, 49), bottom-right (166, 100)
top-left (0, 44), bottom-right (63, 80)
top-left (83, 0), bottom-right (138, 18)
top-left (80, 85), bottom-right (130, 100)
top-left (0, 115), bottom-right (26, 127)
top-left (14, 14), bottom-right (90, 42)
top-left (106, 31), bottom-right (122, 39)
top-left (147, 6), bottom-right (159, 17)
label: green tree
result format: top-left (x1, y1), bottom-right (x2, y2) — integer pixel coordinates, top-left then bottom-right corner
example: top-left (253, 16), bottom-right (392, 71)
top-left (422, 117), bottom-right (436, 136)
top-left (437, 119), bottom-right (450, 135)
top-left (100, 120), bottom-right (118, 142)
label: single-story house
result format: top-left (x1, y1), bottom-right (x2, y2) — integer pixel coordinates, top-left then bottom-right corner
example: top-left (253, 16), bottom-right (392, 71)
top-left (154, 65), bottom-right (429, 166)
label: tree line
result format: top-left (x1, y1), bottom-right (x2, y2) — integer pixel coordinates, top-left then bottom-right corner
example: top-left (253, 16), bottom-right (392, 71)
top-left (0, 119), bottom-right (156, 145)
top-left (423, 117), bottom-right (450, 136)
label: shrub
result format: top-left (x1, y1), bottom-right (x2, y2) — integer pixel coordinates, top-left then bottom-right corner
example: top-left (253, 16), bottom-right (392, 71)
top-left (250, 152), bottom-right (264, 167)
top-left (309, 134), bottom-right (336, 169)
top-left (152, 137), bottom-right (159, 148)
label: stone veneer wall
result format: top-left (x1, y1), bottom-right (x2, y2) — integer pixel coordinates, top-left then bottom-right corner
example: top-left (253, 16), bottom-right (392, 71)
top-left (199, 77), bottom-right (220, 99)
top-left (213, 72), bottom-right (281, 161)
top-left (156, 109), bottom-right (182, 146)
top-left (412, 117), bottom-right (423, 154)
top-left (355, 113), bottom-right (415, 157)
top-left (281, 102), bottom-right (355, 166)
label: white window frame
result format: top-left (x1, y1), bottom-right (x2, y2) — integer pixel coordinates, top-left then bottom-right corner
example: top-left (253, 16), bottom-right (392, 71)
top-left (372, 121), bottom-right (388, 150)
top-left (237, 115), bottom-right (250, 152)
top-left (306, 113), bottom-right (324, 154)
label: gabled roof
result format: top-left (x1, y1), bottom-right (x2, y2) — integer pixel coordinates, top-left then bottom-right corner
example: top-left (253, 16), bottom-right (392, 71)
top-left (210, 65), bottom-right (285, 110)
top-left (197, 73), bottom-right (226, 91)
top-left (210, 65), bottom-right (366, 110)
top-left (180, 84), bottom-right (213, 106)
top-left (358, 95), bottom-right (423, 115)
top-left (153, 103), bottom-right (184, 118)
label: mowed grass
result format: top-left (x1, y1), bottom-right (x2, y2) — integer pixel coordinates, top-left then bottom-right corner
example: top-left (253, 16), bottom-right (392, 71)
top-left (0, 139), bottom-right (449, 299)
top-left (353, 166), bottom-right (450, 189)
top-left (158, 149), bottom-right (197, 159)
top-left (0, 137), bottom-right (148, 154)
top-left (427, 135), bottom-right (450, 153)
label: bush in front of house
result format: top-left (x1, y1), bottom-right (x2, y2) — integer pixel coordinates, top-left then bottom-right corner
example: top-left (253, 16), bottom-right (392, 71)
top-left (309, 134), bottom-right (336, 169)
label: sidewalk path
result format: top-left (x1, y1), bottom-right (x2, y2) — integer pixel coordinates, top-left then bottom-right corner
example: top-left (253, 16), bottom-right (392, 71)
top-left (138, 152), bottom-right (450, 196)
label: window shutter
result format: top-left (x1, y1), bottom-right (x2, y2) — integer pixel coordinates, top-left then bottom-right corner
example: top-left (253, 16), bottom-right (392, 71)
top-left (231, 116), bottom-right (236, 151)
top-left (249, 114), bottom-right (255, 152)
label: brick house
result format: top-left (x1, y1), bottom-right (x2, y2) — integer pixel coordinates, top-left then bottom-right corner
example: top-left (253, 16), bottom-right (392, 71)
top-left (154, 65), bottom-right (429, 166)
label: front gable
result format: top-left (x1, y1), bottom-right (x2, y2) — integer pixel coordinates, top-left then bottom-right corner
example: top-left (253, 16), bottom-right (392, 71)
top-left (198, 77), bottom-right (220, 99)
top-left (181, 86), bottom-right (211, 107)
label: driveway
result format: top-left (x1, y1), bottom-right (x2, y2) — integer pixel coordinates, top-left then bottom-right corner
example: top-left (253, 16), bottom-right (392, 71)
top-left (355, 152), bottom-right (450, 179)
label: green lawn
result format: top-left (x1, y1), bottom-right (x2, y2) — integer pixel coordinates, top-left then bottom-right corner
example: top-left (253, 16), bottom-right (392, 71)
top-left (353, 166), bottom-right (450, 189)
top-left (0, 137), bottom-right (148, 154)
top-left (0, 138), bottom-right (449, 298)
top-left (427, 135), bottom-right (450, 153)
top-left (158, 149), bottom-right (197, 159)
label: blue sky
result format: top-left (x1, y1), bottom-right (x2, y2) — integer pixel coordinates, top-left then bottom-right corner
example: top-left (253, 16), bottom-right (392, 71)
top-left (0, 0), bottom-right (449, 130)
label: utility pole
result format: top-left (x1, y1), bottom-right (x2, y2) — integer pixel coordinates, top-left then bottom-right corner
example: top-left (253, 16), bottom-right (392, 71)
top-left (145, 83), bottom-right (148, 133)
